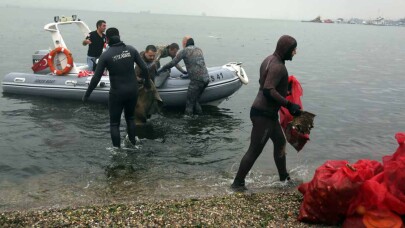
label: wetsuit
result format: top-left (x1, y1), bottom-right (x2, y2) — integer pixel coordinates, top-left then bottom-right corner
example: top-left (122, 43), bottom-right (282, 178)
top-left (84, 37), bottom-right (149, 147)
top-left (232, 35), bottom-right (298, 188)
top-left (85, 31), bottom-right (106, 71)
top-left (155, 45), bottom-right (187, 74)
top-left (158, 44), bottom-right (209, 115)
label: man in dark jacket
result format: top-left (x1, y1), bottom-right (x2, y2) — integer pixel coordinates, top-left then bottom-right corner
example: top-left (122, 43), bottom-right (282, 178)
top-left (157, 36), bottom-right (209, 115)
top-left (83, 27), bottom-right (149, 148)
top-left (231, 35), bottom-right (302, 191)
top-left (135, 45), bottom-right (158, 82)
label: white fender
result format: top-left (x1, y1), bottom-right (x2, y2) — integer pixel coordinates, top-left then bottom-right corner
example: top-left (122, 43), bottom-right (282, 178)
top-left (225, 62), bottom-right (249, 85)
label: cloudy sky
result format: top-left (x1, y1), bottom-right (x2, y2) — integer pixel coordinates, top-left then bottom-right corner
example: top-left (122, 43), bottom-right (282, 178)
top-left (1, 0), bottom-right (404, 20)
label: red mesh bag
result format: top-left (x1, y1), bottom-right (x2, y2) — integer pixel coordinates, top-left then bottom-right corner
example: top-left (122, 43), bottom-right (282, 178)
top-left (298, 160), bottom-right (383, 225)
top-left (279, 75), bottom-right (310, 152)
top-left (382, 132), bottom-right (405, 215)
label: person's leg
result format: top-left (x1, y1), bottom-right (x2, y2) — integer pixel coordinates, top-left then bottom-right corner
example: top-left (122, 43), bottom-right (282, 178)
top-left (270, 121), bottom-right (289, 181)
top-left (185, 80), bottom-right (199, 115)
top-left (232, 116), bottom-right (275, 188)
top-left (87, 56), bottom-right (94, 71)
top-left (123, 91), bottom-right (138, 145)
top-left (194, 81), bottom-right (208, 115)
top-left (109, 94), bottom-right (124, 147)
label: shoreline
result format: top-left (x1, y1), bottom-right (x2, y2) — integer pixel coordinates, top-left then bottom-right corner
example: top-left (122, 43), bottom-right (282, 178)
top-left (0, 190), bottom-right (333, 227)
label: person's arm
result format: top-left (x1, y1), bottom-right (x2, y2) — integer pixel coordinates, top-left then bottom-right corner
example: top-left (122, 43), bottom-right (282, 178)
top-left (134, 64), bottom-right (143, 82)
top-left (158, 50), bottom-right (184, 73)
top-left (82, 34), bottom-right (91, 46)
top-left (83, 56), bottom-right (106, 101)
top-left (175, 63), bottom-right (187, 74)
top-left (263, 65), bottom-right (301, 116)
top-left (131, 47), bottom-right (150, 87)
top-left (262, 65), bottom-right (288, 106)
top-left (154, 47), bottom-right (163, 62)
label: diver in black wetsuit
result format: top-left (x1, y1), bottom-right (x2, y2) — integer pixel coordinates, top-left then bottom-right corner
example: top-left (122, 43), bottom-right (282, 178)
top-left (82, 27), bottom-right (150, 148)
top-left (231, 35), bottom-right (301, 191)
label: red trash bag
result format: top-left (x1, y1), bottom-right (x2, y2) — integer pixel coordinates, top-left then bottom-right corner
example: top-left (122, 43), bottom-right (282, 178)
top-left (383, 132), bottom-right (405, 163)
top-left (298, 159), bottom-right (383, 225)
top-left (382, 132), bottom-right (405, 215)
top-left (279, 75), bottom-right (310, 152)
top-left (346, 177), bottom-right (389, 217)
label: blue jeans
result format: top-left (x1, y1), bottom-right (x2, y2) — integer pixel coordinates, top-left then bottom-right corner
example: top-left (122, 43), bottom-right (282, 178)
top-left (87, 56), bottom-right (97, 71)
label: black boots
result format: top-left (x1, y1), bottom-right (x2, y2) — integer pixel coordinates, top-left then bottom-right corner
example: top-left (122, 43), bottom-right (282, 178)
top-left (231, 178), bottom-right (247, 191)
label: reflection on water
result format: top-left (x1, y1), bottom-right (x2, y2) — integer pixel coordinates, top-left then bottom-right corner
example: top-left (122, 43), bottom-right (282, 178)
top-left (0, 95), bottom-right (251, 211)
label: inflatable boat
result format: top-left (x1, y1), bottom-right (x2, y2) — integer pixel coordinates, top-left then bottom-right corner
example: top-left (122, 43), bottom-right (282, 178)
top-left (2, 16), bottom-right (249, 107)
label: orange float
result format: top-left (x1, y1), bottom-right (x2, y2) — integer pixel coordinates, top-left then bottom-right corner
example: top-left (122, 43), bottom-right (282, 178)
top-left (48, 47), bottom-right (73, 75)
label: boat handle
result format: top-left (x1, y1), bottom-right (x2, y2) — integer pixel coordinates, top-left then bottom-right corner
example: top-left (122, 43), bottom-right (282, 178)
top-left (65, 80), bottom-right (77, 86)
top-left (14, 78), bottom-right (26, 83)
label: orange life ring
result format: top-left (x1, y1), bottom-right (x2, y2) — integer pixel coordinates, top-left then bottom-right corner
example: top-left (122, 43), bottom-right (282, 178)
top-left (47, 47), bottom-right (74, 75)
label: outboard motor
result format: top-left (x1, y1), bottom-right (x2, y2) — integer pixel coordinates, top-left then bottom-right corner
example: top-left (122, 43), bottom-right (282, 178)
top-left (32, 50), bottom-right (51, 74)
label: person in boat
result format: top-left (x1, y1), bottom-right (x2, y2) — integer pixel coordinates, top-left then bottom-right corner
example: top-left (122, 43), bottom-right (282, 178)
top-left (82, 20), bottom-right (107, 71)
top-left (231, 35), bottom-right (302, 191)
top-left (157, 36), bottom-right (209, 115)
top-left (82, 27), bottom-right (150, 148)
top-left (155, 43), bottom-right (187, 75)
top-left (134, 44), bottom-right (163, 123)
top-left (135, 45), bottom-right (158, 83)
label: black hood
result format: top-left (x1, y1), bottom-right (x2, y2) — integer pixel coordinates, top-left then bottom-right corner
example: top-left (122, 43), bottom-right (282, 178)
top-left (274, 35), bottom-right (297, 61)
top-left (108, 35), bottom-right (122, 46)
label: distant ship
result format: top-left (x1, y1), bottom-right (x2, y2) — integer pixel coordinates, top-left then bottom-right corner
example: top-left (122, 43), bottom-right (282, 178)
top-left (302, 16), bottom-right (322, 23)
top-left (363, 16), bottom-right (385, 26)
top-left (302, 16), bottom-right (334, 23)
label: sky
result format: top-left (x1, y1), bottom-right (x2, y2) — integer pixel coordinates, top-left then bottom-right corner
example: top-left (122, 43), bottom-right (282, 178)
top-left (1, 0), bottom-right (405, 20)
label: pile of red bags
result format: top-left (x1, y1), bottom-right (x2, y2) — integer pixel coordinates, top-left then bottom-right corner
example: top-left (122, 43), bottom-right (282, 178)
top-left (298, 132), bottom-right (405, 227)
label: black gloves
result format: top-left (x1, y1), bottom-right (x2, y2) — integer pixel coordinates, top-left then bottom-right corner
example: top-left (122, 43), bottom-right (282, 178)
top-left (287, 101), bottom-right (301, 116)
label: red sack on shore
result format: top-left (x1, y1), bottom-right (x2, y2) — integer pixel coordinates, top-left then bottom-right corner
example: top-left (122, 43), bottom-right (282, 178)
top-left (298, 159), bottom-right (383, 225)
top-left (279, 75), bottom-right (310, 152)
top-left (382, 132), bottom-right (405, 215)
top-left (345, 132), bottom-right (405, 226)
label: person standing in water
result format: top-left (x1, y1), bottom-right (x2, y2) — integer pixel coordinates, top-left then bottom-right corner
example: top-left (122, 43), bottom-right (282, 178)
top-left (231, 35), bottom-right (302, 191)
top-left (82, 27), bottom-right (149, 148)
top-left (157, 36), bottom-right (209, 115)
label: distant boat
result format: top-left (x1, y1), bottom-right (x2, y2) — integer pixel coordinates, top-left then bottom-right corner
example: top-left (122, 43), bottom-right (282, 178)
top-left (364, 16), bottom-right (385, 26)
top-left (323, 19), bottom-right (334, 23)
top-left (302, 16), bottom-right (322, 23)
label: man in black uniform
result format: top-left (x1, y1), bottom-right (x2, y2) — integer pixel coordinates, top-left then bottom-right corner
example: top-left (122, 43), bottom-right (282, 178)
top-left (82, 27), bottom-right (149, 148)
top-left (82, 20), bottom-right (107, 71)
